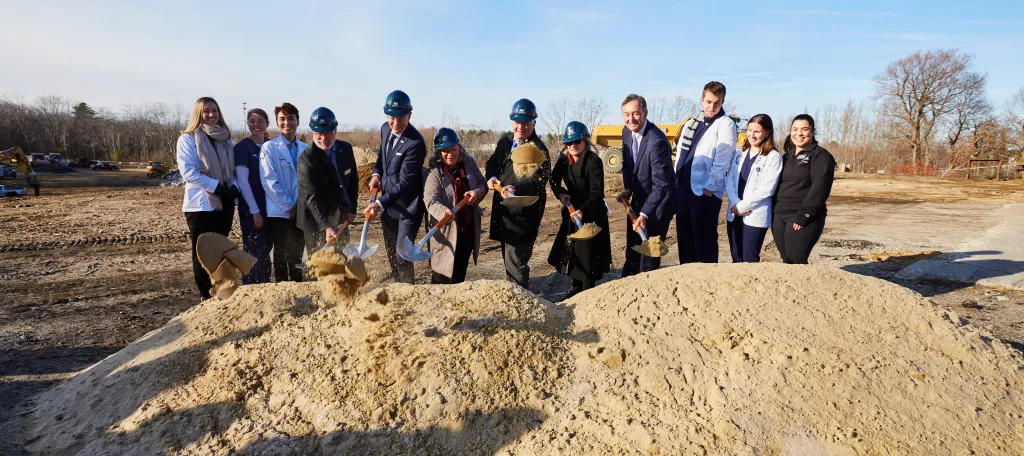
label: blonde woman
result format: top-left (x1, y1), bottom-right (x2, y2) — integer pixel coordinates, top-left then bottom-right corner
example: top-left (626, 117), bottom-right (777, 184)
top-left (176, 96), bottom-right (238, 300)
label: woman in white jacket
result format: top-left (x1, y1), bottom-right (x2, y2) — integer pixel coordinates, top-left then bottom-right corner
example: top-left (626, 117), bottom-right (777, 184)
top-left (725, 113), bottom-right (783, 263)
top-left (176, 96), bottom-right (238, 299)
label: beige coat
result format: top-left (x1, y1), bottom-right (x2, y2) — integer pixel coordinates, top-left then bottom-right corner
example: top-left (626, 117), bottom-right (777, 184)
top-left (423, 155), bottom-right (488, 279)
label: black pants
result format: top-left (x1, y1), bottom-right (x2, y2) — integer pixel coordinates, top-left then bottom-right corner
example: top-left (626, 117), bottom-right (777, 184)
top-left (303, 226), bottom-right (350, 259)
top-left (380, 212), bottom-right (418, 284)
top-left (500, 241), bottom-right (534, 288)
top-left (567, 277), bottom-right (596, 299)
top-left (676, 189), bottom-right (723, 264)
top-left (771, 214), bottom-right (826, 264)
top-left (267, 217), bottom-right (305, 282)
top-left (727, 217), bottom-right (768, 263)
top-left (184, 209), bottom-right (234, 300)
top-left (431, 232), bottom-right (473, 284)
top-left (622, 219), bottom-right (662, 277)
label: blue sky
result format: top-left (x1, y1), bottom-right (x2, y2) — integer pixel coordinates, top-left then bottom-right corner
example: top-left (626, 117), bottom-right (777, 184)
top-left (2, 0), bottom-right (1022, 133)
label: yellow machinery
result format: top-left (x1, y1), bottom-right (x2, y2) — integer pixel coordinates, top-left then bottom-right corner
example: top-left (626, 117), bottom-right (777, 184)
top-left (589, 116), bottom-right (747, 173)
top-left (0, 146), bottom-right (36, 185)
top-left (146, 161), bottom-right (169, 178)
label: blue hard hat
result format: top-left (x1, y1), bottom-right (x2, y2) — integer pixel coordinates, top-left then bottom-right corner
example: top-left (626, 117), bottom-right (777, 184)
top-left (433, 127), bottom-right (461, 151)
top-left (509, 98), bottom-right (538, 122)
top-left (309, 107), bottom-right (338, 133)
top-left (383, 90), bottom-right (413, 116)
top-left (562, 121), bottom-right (590, 143)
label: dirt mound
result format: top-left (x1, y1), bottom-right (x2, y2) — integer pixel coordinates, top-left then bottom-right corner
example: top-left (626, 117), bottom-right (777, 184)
top-left (24, 265), bottom-right (1024, 454)
top-left (356, 163), bottom-right (375, 195)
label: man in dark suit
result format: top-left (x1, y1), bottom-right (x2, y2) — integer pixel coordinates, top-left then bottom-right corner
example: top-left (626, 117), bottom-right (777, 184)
top-left (485, 98), bottom-right (550, 289)
top-left (298, 107), bottom-right (359, 256)
top-left (365, 90), bottom-right (426, 284)
top-left (616, 94), bottom-right (676, 276)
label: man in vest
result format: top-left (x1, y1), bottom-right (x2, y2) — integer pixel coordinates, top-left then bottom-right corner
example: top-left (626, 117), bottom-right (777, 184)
top-left (298, 107), bottom-right (359, 256)
top-left (485, 98), bottom-right (551, 289)
top-left (366, 90), bottom-right (427, 284)
top-left (674, 81), bottom-right (737, 263)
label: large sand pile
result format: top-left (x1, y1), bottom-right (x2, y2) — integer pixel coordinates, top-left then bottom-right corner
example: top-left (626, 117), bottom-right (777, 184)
top-left (24, 265), bottom-right (1024, 455)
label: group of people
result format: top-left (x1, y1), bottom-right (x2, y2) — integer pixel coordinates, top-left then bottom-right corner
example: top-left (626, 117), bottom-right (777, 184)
top-left (175, 82), bottom-right (835, 301)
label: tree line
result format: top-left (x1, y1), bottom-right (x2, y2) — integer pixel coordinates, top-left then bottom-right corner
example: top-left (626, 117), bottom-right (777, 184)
top-left (2, 49), bottom-right (1022, 175)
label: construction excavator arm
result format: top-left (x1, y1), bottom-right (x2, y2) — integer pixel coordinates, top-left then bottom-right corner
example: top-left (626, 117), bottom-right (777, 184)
top-left (1, 146), bottom-right (38, 187)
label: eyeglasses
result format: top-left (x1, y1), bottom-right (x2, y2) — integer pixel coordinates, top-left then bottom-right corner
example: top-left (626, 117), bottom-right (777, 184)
top-left (565, 139), bottom-right (583, 146)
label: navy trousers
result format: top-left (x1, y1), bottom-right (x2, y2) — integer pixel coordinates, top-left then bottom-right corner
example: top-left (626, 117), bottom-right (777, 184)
top-left (726, 217), bottom-right (768, 263)
top-left (622, 218), bottom-right (662, 277)
top-left (676, 189), bottom-right (723, 264)
top-left (238, 204), bottom-right (272, 285)
top-left (381, 211), bottom-right (420, 284)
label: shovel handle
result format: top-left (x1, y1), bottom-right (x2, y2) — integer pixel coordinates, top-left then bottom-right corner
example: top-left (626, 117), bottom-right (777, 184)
top-left (491, 182), bottom-right (517, 198)
top-left (565, 200), bottom-right (584, 229)
top-left (620, 200), bottom-right (638, 224)
top-left (436, 194), bottom-right (472, 228)
top-left (363, 188), bottom-right (380, 222)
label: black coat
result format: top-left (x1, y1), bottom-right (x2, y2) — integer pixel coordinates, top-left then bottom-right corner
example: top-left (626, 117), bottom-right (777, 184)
top-left (773, 142), bottom-right (835, 227)
top-left (547, 148), bottom-right (611, 281)
top-left (297, 140), bottom-right (359, 235)
top-left (484, 132), bottom-right (551, 245)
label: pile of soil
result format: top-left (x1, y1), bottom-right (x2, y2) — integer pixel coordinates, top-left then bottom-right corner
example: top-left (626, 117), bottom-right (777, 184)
top-left (23, 265), bottom-right (1024, 454)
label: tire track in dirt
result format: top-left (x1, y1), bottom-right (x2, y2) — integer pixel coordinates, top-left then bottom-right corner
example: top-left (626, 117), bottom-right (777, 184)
top-left (0, 233), bottom-right (190, 253)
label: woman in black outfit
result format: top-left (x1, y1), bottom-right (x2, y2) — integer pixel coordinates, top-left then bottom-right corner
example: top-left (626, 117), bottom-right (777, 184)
top-left (772, 114), bottom-right (835, 264)
top-left (548, 121), bottom-right (611, 299)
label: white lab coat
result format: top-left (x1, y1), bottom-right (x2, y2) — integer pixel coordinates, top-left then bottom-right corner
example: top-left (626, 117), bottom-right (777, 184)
top-left (259, 135), bottom-right (308, 219)
top-left (675, 115), bottom-right (737, 198)
top-left (725, 149), bottom-right (783, 228)
top-left (176, 133), bottom-right (235, 212)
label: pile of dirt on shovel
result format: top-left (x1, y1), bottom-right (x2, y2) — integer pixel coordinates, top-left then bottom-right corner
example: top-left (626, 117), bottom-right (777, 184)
top-left (23, 265), bottom-right (1024, 455)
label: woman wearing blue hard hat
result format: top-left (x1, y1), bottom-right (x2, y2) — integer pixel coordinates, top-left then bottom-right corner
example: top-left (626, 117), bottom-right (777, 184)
top-left (423, 128), bottom-right (488, 284)
top-left (547, 121), bottom-right (611, 299)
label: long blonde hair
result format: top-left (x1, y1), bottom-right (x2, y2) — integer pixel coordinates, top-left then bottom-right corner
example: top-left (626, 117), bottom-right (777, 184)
top-left (182, 97), bottom-right (228, 134)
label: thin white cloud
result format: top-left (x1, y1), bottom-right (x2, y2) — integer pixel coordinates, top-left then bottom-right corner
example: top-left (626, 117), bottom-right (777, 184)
top-left (758, 9), bottom-right (905, 19)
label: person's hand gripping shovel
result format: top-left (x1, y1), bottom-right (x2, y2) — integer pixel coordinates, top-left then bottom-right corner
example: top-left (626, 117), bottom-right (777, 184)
top-left (562, 197), bottom-right (601, 240)
top-left (619, 199), bottom-right (668, 257)
top-left (342, 187), bottom-right (381, 260)
top-left (398, 194), bottom-right (472, 263)
top-left (491, 182), bottom-right (538, 208)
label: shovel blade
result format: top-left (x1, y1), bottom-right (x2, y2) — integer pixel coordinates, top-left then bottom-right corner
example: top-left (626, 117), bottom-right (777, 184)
top-left (632, 236), bottom-right (668, 258)
top-left (343, 243), bottom-right (380, 260)
top-left (397, 236), bottom-right (432, 263)
top-left (568, 223), bottom-right (602, 241)
top-left (500, 195), bottom-right (539, 207)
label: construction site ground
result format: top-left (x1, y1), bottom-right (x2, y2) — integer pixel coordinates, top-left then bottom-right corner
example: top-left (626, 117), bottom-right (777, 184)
top-left (1, 168), bottom-right (1023, 454)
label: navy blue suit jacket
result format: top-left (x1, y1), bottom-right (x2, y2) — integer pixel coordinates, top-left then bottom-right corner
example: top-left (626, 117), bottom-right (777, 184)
top-left (373, 123), bottom-right (426, 220)
top-left (621, 121), bottom-right (676, 236)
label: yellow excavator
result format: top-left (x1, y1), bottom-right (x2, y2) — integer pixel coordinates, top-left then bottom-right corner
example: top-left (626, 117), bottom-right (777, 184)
top-left (588, 115), bottom-right (748, 173)
top-left (1, 146), bottom-right (40, 193)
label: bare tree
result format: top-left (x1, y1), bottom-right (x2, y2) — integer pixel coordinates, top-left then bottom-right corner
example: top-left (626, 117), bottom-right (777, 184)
top-left (1005, 87), bottom-right (1024, 153)
top-left (874, 49), bottom-right (987, 171)
top-left (439, 107), bottom-right (461, 129)
top-left (35, 94), bottom-right (73, 154)
top-left (540, 97), bottom-right (608, 136)
top-left (647, 95), bottom-right (699, 124)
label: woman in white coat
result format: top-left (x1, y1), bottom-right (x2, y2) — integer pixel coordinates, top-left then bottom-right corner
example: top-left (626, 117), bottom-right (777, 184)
top-left (176, 96), bottom-right (238, 299)
top-left (725, 113), bottom-right (783, 263)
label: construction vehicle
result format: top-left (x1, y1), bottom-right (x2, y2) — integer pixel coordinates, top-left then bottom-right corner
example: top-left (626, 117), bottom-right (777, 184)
top-left (0, 147), bottom-right (38, 188)
top-left (589, 115), bottom-right (747, 173)
top-left (146, 161), bottom-right (169, 178)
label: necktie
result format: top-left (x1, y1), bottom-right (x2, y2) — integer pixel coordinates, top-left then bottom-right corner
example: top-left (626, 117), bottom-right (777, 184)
top-left (326, 148), bottom-right (342, 183)
top-left (632, 134), bottom-right (640, 162)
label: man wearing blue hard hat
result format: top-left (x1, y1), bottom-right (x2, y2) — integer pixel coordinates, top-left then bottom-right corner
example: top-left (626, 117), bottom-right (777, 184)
top-left (365, 90), bottom-right (427, 284)
top-left (297, 107), bottom-right (359, 256)
top-left (484, 98), bottom-right (551, 289)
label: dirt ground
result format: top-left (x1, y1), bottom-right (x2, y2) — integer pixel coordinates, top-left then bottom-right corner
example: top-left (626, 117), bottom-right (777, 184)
top-left (1, 167), bottom-right (1023, 454)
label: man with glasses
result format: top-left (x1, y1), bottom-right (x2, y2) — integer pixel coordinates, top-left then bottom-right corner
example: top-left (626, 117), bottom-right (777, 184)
top-left (366, 90), bottom-right (427, 284)
top-left (298, 107), bottom-right (359, 257)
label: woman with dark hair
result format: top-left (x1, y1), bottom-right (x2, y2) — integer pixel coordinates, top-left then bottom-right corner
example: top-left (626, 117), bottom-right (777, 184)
top-left (176, 96), bottom-right (239, 299)
top-left (725, 114), bottom-right (783, 263)
top-left (234, 108), bottom-right (272, 284)
top-left (772, 114), bottom-right (836, 264)
top-left (423, 128), bottom-right (488, 284)
top-left (548, 121), bottom-right (611, 299)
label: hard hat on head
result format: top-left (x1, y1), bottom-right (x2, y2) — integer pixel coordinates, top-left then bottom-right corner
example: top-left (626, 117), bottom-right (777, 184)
top-left (562, 121), bottom-right (589, 143)
top-left (309, 107), bottom-right (339, 133)
top-left (383, 90), bottom-right (413, 116)
top-left (509, 98), bottom-right (538, 122)
top-left (433, 127), bottom-right (461, 151)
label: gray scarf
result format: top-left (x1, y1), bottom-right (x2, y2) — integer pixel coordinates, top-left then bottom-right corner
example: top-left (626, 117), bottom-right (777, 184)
top-left (194, 124), bottom-right (234, 210)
